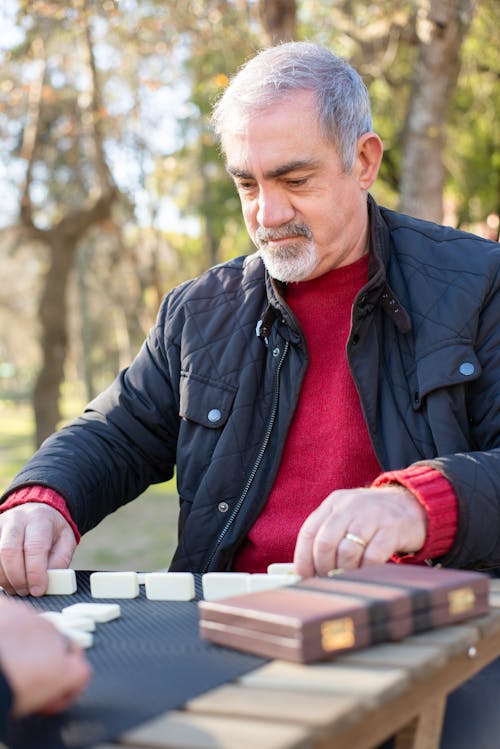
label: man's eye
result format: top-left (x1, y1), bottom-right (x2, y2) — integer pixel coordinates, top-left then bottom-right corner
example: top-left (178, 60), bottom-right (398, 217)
top-left (287, 178), bottom-right (307, 186)
top-left (237, 182), bottom-right (256, 191)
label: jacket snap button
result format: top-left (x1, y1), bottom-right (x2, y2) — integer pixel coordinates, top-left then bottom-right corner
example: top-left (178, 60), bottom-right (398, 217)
top-left (272, 347), bottom-right (280, 357)
top-left (218, 502), bottom-right (229, 513)
top-left (459, 362), bottom-right (475, 376)
top-left (207, 408), bottom-right (222, 422)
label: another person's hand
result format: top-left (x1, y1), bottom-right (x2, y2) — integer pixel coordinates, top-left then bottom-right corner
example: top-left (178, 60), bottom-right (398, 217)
top-left (0, 503), bottom-right (76, 596)
top-left (0, 596), bottom-right (91, 717)
top-left (293, 485), bottom-right (427, 577)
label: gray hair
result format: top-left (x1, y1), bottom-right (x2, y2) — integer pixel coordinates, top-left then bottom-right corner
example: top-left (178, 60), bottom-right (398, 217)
top-left (211, 41), bottom-right (373, 173)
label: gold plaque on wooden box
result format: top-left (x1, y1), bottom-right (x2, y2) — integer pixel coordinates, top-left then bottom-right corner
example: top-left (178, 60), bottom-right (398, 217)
top-left (321, 617), bottom-right (355, 651)
top-left (448, 586), bottom-right (475, 616)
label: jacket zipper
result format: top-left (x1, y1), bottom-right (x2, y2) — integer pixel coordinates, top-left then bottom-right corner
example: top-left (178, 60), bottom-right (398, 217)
top-left (201, 340), bottom-right (290, 572)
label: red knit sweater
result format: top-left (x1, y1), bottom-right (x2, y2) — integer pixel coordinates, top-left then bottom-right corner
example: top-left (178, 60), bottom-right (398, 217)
top-left (233, 255), bottom-right (457, 571)
top-left (2, 256), bottom-right (458, 568)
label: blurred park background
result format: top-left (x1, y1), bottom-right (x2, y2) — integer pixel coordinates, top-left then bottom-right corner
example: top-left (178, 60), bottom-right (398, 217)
top-left (0, 0), bottom-right (498, 570)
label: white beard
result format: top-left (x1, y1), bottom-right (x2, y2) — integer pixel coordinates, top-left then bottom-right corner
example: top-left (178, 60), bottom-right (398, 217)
top-left (254, 223), bottom-right (317, 282)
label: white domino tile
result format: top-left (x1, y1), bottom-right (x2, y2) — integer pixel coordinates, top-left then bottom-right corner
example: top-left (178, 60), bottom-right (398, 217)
top-left (46, 569), bottom-right (77, 595)
top-left (248, 573), bottom-right (301, 592)
top-left (202, 572), bottom-right (250, 601)
top-left (266, 563), bottom-right (298, 576)
top-left (90, 571), bottom-right (139, 599)
top-left (144, 572), bottom-right (195, 601)
top-left (56, 623), bottom-right (93, 649)
top-left (62, 602), bottom-right (121, 623)
top-left (40, 611), bottom-right (96, 632)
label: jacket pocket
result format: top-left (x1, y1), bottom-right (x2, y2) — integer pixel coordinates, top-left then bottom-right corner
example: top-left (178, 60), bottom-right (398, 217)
top-left (413, 342), bottom-right (481, 409)
top-left (179, 370), bottom-right (236, 428)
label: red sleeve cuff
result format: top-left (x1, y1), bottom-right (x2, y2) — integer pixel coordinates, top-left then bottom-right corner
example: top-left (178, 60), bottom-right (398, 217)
top-left (0, 486), bottom-right (80, 543)
top-left (372, 465), bottom-right (457, 563)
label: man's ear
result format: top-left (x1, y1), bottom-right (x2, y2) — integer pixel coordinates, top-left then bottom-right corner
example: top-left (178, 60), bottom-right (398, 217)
top-left (355, 132), bottom-right (384, 189)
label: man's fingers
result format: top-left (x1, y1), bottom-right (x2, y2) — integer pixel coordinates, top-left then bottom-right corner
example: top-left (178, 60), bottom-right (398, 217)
top-left (23, 520), bottom-right (53, 596)
top-left (294, 486), bottom-right (426, 577)
top-left (334, 533), bottom-right (367, 573)
top-left (47, 526), bottom-right (77, 571)
top-left (294, 498), bottom-right (341, 576)
top-left (0, 505), bottom-right (75, 597)
top-left (361, 527), bottom-right (399, 566)
top-left (25, 514), bottom-right (76, 596)
top-left (0, 515), bottom-right (29, 595)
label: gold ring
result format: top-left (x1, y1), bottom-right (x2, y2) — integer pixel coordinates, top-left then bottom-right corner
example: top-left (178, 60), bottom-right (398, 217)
top-left (344, 532), bottom-right (368, 549)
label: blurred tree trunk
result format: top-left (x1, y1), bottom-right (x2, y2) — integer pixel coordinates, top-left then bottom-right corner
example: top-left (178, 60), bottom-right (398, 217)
top-left (258, 0), bottom-right (297, 45)
top-left (398, 0), bottom-right (475, 222)
top-left (33, 206), bottom-right (112, 443)
top-left (76, 243), bottom-right (97, 403)
top-left (20, 22), bottom-right (117, 447)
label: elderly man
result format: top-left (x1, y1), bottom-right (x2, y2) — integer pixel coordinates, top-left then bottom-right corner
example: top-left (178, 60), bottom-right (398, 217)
top-left (0, 41), bottom-right (499, 746)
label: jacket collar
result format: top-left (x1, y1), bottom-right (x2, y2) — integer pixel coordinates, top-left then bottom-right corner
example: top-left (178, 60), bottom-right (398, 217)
top-left (366, 194), bottom-right (412, 333)
top-left (256, 194), bottom-right (412, 344)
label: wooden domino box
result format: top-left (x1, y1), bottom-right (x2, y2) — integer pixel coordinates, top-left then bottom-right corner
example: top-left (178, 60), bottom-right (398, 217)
top-left (199, 563), bottom-right (490, 663)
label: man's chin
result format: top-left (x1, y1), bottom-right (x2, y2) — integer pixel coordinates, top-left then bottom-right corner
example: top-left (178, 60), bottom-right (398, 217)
top-left (259, 250), bottom-right (316, 283)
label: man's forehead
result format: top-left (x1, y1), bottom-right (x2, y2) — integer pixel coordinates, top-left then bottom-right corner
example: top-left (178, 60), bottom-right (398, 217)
top-left (221, 90), bottom-right (322, 158)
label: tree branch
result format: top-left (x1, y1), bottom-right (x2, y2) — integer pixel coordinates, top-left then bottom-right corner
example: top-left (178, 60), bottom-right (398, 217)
top-left (81, 6), bottom-right (115, 194)
top-left (19, 36), bottom-right (47, 239)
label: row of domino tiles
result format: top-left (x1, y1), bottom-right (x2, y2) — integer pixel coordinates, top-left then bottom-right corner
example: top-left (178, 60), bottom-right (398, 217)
top-left (44, 564), bottom-right (301, 602)
top-left (39, 565), bottom-right (300, 649)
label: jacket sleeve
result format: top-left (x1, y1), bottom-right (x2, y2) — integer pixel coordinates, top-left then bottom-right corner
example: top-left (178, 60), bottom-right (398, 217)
top-left (373, 465), bottom-right (458, 561)
top-left (0, 486), bottom-right (81, 541)
top-left (419, 262), bottom-right (500, 570)
top-left (0, 293), bottom-right (182, 535)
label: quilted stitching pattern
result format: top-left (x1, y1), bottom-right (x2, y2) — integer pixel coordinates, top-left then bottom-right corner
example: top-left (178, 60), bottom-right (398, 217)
top-left (5, 204), bottom-right (500, 572)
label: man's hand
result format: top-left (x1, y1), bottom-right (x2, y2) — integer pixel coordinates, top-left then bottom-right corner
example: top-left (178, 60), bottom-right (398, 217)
top-left (293, 485), bottom-right (427, 577)
top-left (0, 503), bottom-right (76, 596)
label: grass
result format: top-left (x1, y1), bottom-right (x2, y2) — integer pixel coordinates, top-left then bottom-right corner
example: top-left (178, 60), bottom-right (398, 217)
top-left (0, 401), bottom-right (36, 491)
top-left (0, 398), bottom-right (179, 571)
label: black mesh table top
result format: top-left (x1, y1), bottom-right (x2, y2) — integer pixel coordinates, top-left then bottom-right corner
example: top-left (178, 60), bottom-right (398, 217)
top-left (4, 571), bottom-right (267, 749)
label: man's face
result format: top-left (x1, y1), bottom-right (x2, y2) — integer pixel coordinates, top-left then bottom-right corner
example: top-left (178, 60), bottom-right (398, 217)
top-left (225, 90), bottom-right (380, 282)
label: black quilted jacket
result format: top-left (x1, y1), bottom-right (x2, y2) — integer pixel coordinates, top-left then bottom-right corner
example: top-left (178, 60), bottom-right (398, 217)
top-left (5, 197), bottom-right (500, 572)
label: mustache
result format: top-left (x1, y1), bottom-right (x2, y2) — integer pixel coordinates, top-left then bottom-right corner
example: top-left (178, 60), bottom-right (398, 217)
top-left (255, 223), bottom-right (313, 243)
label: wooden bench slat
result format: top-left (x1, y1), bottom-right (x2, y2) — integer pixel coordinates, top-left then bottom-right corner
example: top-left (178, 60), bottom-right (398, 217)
top-left (119, 711), bottom-right (312, 749)
top-left (239, 661), bottom-right (409, 707)
top-left (185, 684), bottom-right (363, 731)
top-left (404, 623), bottom-right (479, 654)
top-left (335, 643), bottom-right (446, 676)
top-left (472, 609), bottom-right (500, 637)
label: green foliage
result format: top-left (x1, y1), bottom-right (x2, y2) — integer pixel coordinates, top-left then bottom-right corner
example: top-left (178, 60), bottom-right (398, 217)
top-left (447, 0), bottom-right (500, 227)
top-left (155, 0), bottom-right (260, 265)
top-left (299, 0), bottom-right (498, 223)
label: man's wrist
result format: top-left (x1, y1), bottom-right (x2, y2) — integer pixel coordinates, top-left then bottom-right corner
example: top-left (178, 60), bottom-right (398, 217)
top-left (373, 465), bottom-right (458, 562)
top-left (0, 486), bottom-right (80, 543)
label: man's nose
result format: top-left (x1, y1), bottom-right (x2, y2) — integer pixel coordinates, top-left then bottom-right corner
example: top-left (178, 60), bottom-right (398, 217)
top-left (256, 186), bottom-right (295, 228)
